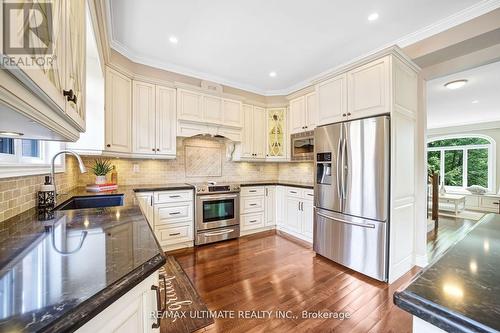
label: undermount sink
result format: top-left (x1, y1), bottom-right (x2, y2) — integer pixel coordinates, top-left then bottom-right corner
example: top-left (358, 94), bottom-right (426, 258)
top-left (56, 195), bottom-right (124, 211)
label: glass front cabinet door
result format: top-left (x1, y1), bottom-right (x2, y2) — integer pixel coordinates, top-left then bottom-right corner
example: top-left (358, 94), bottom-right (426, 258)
top-left (266, 108), bottom-right (288, 160)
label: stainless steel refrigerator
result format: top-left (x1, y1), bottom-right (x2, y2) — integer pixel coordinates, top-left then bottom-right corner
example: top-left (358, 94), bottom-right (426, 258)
top-left (313, 115), bottom-right (390, 281)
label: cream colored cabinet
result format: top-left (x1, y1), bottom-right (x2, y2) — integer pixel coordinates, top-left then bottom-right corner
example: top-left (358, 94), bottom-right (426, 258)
top-left (265, 186), bottom-right (276, 226)
top-left (75, 271), bottom-right (159, 333)
top-left (266, 108), bottom-right (287, 160)
top-left (223, 99), bottom-right (243, 127)
top-left (105, 67), bottom-right (132, 153)
top-left (203, 95), bottom-right (223, 124)
top-left (281, 187), bottom-right (314, 242)
top-left (0, 0), bottom-right (86, 140)
top-left (289, 92), bottom-right (317, 134)
top-left (135, 192), bottom-right (154, 227)
top-left (317, 74), bottom-right (347, 125)
top-left (240, 186), bottom-right (269, 233)
top-left (177, 89), bottom-right (242, 129)
top-left (347, 56), bottom-right (390, 119)
top-left (240, 104), bottom-right (266, 159)
top-left (132, 81), bottom-right (176, 158)
top-left (177, 89), bottom-right (203, 121)
top-left (132, 81), bottom-right (156, 154)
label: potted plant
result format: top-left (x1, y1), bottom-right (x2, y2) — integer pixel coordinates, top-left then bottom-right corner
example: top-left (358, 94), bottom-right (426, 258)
top-left (91, 158), bottom-right (113, 184)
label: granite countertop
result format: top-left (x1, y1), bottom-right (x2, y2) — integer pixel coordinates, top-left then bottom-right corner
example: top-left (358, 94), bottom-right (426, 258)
top-left (0, 186), bottom-right (166, 333)
top-left (240, 181), bottom-right (314, 189)
top-left (394, 213), bottom-right (500, 333)
top-left (132, 183), bottom-right (195, 192)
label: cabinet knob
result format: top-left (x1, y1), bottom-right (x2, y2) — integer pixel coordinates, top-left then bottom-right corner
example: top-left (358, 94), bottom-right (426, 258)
top-left (342, 113), bottom-right (347, 117)
top-left (156, 148), bottom-right (160, 152)
top-left (106, 144), bottom-right (111, 148)
top-left (347, 112), bottom-right (351, 116)
top-left (152, 148), bottom-right (156, 152)
top-left (63, 89), bottom-right (77, 104)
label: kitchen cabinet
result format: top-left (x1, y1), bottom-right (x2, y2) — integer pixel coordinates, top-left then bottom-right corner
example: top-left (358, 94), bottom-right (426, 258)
top-left (347, 56), bottom-right (390, 119)
top-left (176, 88), bottom-right (243, 131)
top-left (75, 271), bottom-right (159, 333)
top-left (0, 0), bottom-right (86, 140)
top-left (105, 67), bottom-right (132, 153)
top-left (135, 192), bottom-right (154, 227)
top-left (289, 92), bottom-right (317, 134)
top-left (132, 80), bottom-right (177, 158)
top-left (281, 187), bottom-right (314, 242)
top-left (317, 74), bottom-right (347, 125)
top-left (265, 186), bottom-right (276, 226)
top-left (240, 105), bottom-right (266, 159)
top-left (266, 108), bottom-right (288, 160)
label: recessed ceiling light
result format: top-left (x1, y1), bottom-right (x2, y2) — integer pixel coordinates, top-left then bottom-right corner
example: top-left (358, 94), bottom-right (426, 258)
top-left (269, 71), bottom-right (277, 78)
top-left (444, 79), bottom-right (468, 90)
top-left (472, 100), bottom-right (479, 104)
top-left (0, 131), bottom-right (24, 137)
top-left (169, 36), bottom-right (178, 44)
top-left (368, 12), bottom-right (379, 21)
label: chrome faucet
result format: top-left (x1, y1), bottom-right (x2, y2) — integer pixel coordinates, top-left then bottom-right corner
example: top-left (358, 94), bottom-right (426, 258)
top-left (50, 150), bottom-right (87, 201)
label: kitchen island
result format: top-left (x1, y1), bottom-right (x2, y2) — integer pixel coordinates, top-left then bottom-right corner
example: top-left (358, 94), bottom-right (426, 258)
top-left (394, 213), bottom-right (500, 333)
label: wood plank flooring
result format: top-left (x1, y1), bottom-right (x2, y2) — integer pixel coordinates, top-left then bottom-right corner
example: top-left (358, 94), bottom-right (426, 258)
top-left (170, 231), bottom-right (420, 333)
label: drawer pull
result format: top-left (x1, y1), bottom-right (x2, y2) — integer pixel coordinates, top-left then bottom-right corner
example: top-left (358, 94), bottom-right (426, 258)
top-left (169, 232), bottom-right (181, 236)
top-left (169, 212), bottom-right (181, 215)
top-left (249, 220), bottom-right (258, 223)
top-left (249, 203), bottom-right (257, 206)
top-left (204, 229), bottom-right (234, 237)
top-left (307, 193), bottom-right (314, 196)
top-left (290, 191), bottom-right (297, 194)
top-left (169, 195), bottom-right (181, 198)
top-left (249, 190), bottom-right (257, 193)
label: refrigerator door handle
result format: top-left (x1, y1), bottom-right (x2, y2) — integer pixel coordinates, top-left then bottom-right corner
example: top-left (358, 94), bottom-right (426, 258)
top-left (336, 137), bottom-right (343, 200)
top-left (342, 124), bottom-right (349, 200)
top-left (316, 211), bottom-right (376, 229)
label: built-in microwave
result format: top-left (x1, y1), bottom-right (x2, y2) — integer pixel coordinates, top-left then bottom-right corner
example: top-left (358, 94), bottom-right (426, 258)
top-left (291, 130), bottom-right (314, 161)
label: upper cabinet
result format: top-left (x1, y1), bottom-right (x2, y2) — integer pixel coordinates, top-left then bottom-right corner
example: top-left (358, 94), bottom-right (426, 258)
top-left (289, 92), bottom-right (317, 134)
top-left (317, 74), bottom-right (347, 126)
top-left (239, 104), bottom-right (266, 159)
top-left (0, 0), bottom-right (86, 140)
top-left (347, 56), bottom-right (390, 119)
top-left (316, 55), bottom-right (396, 125)
top-left (266, 108), bottom-right (287, 160)
top-left (105, 67), bottom-right (132, 153)
top-left (131, 80), bottom-right (177, 158)
top-left (177, 88), bottom-right (243, 129)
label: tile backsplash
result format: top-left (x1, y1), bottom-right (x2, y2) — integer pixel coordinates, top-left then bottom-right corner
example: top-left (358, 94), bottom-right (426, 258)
top-left (1, 137), bottom-right (314, 222)
top-left (0, 157), bottom-right (79, 222)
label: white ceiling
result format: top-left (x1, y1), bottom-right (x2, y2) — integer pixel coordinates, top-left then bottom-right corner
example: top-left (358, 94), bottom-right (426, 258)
top-left (427, 60), bottom-right (500, 129)
top-left (108, 0), bottom-right (493, 95)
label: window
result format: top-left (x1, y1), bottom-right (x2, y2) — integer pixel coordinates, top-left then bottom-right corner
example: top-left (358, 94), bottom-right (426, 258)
top-left (427, 135), bottom-right (495, 192)
top-left (0, 138), bottom-right (64, 178)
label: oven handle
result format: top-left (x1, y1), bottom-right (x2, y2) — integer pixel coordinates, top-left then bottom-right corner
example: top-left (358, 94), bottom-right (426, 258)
top-left (198, 194), bottom-right (238, 201)
top-left (203, 229), bottom-right (235, 237)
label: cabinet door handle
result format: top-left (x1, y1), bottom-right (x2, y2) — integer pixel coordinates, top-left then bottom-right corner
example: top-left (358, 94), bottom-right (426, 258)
top-left (265, 188), bottom-right (268, 196)
top-left (150, 196), bottom-right (153, 206)
top-left (169, 232), bottom-right (181, 236)
top-left (151, 275), bottom-right (166, 329)
top-left (169, 211), bottom-right (181, 215)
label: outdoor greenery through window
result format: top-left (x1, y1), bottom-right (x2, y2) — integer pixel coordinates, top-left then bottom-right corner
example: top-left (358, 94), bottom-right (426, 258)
top-left (427, 136), bottom-right (494, 191)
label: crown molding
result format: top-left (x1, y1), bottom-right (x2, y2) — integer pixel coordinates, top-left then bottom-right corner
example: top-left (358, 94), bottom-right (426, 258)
top-left (105, 0), bottom-right (500, 97)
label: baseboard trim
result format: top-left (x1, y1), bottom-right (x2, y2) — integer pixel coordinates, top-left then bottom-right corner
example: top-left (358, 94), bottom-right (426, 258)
top-left (276, 229), bottom-right (313, 249)
top-left (414, 254), bottom-right (429, 268)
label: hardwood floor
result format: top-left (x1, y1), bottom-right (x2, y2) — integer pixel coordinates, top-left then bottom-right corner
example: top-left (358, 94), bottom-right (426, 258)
top-left (427, 214), bottom-right (481, 263)
top-left (170, 231), bottom-right (420, 333)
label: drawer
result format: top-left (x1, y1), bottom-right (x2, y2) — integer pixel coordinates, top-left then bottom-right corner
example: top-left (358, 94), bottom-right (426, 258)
top-left (154, 190), bottom-right (193, 204)
top-left (303, 189), bottom-right (314, 200)
top-left (241, 196), bottom-right (265, 214)
top-left (241, 186), bottom-right (265, 197)
top-left (286, 187), bottom-right (302, 198)
top-left (155, 224), bottom-right (193, 245)
top-left (481, 197), bottom-right (500, 209)
top-left (155, 202), bottom-right (193, 226)
top-left (241, 212), bottom-right (265, 231)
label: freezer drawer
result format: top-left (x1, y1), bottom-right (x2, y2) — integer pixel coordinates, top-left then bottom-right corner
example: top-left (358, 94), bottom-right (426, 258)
top-left (313, 208), bottom-right (388, 281)
top-left (196, 226), bottom-right (240, 245)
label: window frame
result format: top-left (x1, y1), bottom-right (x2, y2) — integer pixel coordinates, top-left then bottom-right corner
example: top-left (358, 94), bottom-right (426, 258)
top-left (427, 134), bottom-right (496, 193)
top-left (0, 139), bottom-right (66, 178)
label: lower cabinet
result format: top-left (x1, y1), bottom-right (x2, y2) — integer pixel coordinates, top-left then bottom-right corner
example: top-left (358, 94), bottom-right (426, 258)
top-left (136, 190), bottom-right (195, 251)
top-left (241, 185), bottom-right (313, 243)
top-left (76, 271), bottom-right (160, 333)
top-left (464, 193), bottom-right (500, 212)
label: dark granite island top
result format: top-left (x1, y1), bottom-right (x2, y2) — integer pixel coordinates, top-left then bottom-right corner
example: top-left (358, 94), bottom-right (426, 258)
top-left (394, 213), bottom-right (500, 333)
top-left (0, 186), bottom-right (166, 333)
